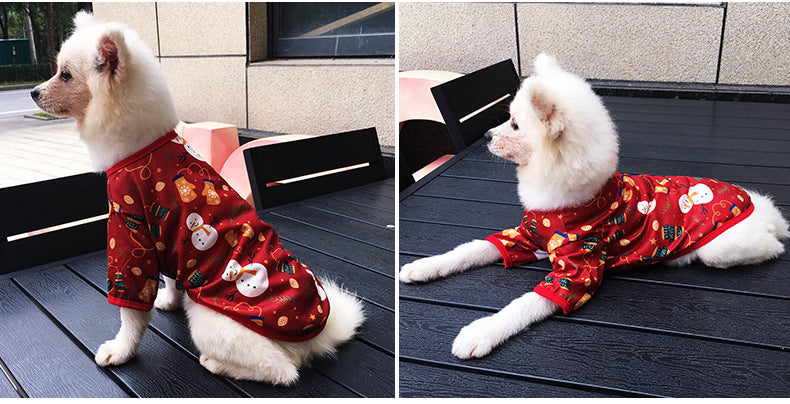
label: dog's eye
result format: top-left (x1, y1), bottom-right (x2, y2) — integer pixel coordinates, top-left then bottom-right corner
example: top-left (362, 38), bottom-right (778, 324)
top-left (510, 119), bottom-right (519, 131)
top-left (60, 70), bottom-right (72, 83)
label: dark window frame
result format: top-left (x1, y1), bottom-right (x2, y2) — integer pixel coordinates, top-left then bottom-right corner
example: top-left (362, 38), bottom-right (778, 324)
top-left (267, 2), bottom-right (395, 59)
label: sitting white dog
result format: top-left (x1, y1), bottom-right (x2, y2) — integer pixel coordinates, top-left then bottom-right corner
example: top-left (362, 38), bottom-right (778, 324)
top-left (400, 54), bottom-right (789, 359)
top-left (32, 12), bottom-right (364, 385)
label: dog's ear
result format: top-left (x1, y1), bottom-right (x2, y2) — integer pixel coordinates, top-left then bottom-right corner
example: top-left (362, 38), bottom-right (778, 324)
top-left (73, 11), bottom-right (99, 30)
top-left (528, 80), bottom-right (565, 139)
top-left (96, 25), bottom-right (127, 82)
top-left (533, 53), bottom-right (562, 76)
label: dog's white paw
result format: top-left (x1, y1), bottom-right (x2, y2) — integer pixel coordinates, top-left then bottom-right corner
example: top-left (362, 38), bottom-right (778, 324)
top-left (400, 257), bottom-right (446, 283)
top-left (95, 338), bottom-right (137, 366)
top-left (154, 287), bottom-right (182, 311)
top-left (451, 316), bottom-right (502, 359)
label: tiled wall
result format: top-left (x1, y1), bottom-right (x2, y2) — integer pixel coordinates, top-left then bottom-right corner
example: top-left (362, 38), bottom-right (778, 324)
top-left (399, 2), bottom-right (790, 87)
top-left (92, 2), bottom-right (396, 147)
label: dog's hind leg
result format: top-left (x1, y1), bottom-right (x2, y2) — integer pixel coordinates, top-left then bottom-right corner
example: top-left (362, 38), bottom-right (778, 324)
top-left (695, 190), bottom-right (788, 269)
top-left (199, 353), bottom-right (299, 386)
top-left (400, 239), bottom-right (502, 283)
top-left (183, 296), bottom-right (300, 384)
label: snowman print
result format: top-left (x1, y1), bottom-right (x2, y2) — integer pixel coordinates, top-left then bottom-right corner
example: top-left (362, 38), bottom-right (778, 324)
top-left (222, 259), bottom-right (269, 298)
top-left (679, 184), bottom-right (713, 214)
top-left (186, 212), bottom-right (218, 251)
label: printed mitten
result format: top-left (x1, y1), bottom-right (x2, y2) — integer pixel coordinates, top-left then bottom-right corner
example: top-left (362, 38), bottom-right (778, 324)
top-left (173, 174), bottom-right (197, 203)
top-left (202, 179), bottom-right (221, 205)
top-left (138, 277), bottom-right (159, 303)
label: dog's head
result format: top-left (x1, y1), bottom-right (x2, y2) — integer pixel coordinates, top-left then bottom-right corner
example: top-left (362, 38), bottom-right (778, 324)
top-left (31, 12), bottom-right (178, 171)
top-left (485, 54), bottom-right (620, 209)
top-left (31, 12), bottom-right (131, 124)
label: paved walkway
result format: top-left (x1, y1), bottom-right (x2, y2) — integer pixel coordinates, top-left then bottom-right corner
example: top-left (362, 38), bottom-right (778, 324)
top-left (0, 115), bottom-right (92, 188)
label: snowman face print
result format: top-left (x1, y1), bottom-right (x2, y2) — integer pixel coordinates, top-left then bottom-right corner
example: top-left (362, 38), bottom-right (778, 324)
top-left (186, 212), bottom-right (218, 251)
top-left (222, 260), bottom-right (269, 298)
top-left (679, 184), bottom-right (714, 214)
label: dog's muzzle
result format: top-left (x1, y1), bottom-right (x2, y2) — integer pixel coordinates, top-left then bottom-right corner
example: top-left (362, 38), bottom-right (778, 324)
top-left (484, 130), bottom-right (495, 142)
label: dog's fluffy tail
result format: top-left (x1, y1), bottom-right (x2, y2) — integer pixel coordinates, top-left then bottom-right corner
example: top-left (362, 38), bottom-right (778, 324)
top-left (301, 280), bottom-right (365, 359)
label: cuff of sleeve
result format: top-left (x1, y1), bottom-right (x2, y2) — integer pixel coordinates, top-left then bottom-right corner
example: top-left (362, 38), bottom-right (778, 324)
top-left (108, 295), bottom-right (153, 312)
top-left (534, 286), bottom-right (573, 315)
top-left (484, 235), bottom-right (513, 268)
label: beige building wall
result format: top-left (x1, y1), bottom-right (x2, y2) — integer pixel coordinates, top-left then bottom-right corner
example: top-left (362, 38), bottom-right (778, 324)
top-left (92, 2), bottom-right (396, 147)
top-left (400, 2), bottom-right (790, 87)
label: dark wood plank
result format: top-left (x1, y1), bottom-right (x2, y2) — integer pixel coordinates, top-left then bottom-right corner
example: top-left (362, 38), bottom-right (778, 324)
top-left (313, 341), bottom-right (395, 397)
top-left (618, 157), bottom-right (790, 186)
top-left (0, 371), bottom-right (17, 398)
top-left (0, 277), bottom-right (129, 398)
top-left (399, 301), bottom-right (790, 397)
top-left (266, 205), bottom-right (393, 250)
top-left (399, 360), bottom-right (616, 398)
top-left (620, 143), bottom-right (788, 168)
top-left (298, 197), bottom-right (395, 229)
top-left (329, 188), bottom-right (395, 213)
top-left (12, 266), bottom-right (246, 398)
top-left (400, 195), bottom-right (522, 231)
top-left (615, 121), bottom-right (790, 141)
top-left (259, 214), bottom-right (394, 276)
top-left (618, 131), bottom-right (789, 153)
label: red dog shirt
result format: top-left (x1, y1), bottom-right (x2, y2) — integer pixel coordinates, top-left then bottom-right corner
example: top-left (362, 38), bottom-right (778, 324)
top-left (486, 173), bottom-right (753, 314)
top-left (105, 130), bottom-right (329, 342)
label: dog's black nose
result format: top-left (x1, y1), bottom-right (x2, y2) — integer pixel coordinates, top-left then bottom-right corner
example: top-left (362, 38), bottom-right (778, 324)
top-left (484, 130), bottom-right (494, 142)
top-left (30, 88), bottom-right (40, 101)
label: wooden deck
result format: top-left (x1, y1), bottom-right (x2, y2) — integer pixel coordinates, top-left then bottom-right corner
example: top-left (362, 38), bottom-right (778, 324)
top-left (398, 96), bottom-right (790, 397)
top-left (0, 178), bottom-right (395, 398)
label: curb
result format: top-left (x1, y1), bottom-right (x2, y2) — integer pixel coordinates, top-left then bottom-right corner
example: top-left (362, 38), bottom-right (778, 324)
top-left (0, 83), bottom-right (38, 92)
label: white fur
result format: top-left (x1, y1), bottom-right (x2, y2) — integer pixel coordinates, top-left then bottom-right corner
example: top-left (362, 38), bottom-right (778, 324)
top-left (182, 279), bottom-right (364, 385)
top-left (41, 12), bottom-right (364, 384)
top-left (400, 53), bottom-right (789, 359)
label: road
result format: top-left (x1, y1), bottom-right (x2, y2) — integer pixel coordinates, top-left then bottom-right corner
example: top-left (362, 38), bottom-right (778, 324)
top-left (0, 87), bottom-right (43, 119)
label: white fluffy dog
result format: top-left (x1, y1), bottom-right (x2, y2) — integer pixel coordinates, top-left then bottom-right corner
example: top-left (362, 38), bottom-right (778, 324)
top-left (32, 12), bottom-right (364, 385)
top-left (400, 54), bottom-right (789, 359)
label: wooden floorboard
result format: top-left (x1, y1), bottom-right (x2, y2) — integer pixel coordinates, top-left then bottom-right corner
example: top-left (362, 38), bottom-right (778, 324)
top-left (399, 95), bottom-right (790, 397)
top-left (0, 179), bottom-right (394, 397)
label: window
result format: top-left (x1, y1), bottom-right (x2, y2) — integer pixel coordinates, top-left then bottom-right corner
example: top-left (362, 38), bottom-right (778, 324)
top-left (268, 2), bottom-right (395, 58)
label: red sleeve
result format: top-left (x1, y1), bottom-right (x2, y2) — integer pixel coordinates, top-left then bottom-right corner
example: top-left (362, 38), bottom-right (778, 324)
top-left (106, 206), bottom-right (160, 312)
top-left (485, 228), bottom-right (542, 268)
top-left (534, 239), bottom-right (606, 314)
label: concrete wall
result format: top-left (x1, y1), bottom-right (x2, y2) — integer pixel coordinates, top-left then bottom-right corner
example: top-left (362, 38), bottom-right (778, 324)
top-left (92, 2), bottom-right (396, 147)
top-left (399, 2), bottom-right (790, 87)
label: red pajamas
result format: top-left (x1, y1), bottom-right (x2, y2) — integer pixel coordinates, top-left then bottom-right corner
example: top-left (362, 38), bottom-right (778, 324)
top-left (486, 173), bottom-right (753, 314)
top-left (106, 131), bottom-right (329, 342)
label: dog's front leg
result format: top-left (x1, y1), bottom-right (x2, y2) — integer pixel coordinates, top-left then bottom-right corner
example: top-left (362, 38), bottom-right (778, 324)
top-left (400, 239), bottom-right (501, 283)
top-left (452, 292), bottom-right (559, 359)
top-left (154, 276), bottom-right (184, 310)
top-left (95, 307), bottom-right (152, 366)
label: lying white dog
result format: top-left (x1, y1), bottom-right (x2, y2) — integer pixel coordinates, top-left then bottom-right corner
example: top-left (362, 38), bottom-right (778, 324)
top-left (32, 12), bottom-right (364, 385)
top-left (400, 54), bottom-right (789, 359)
